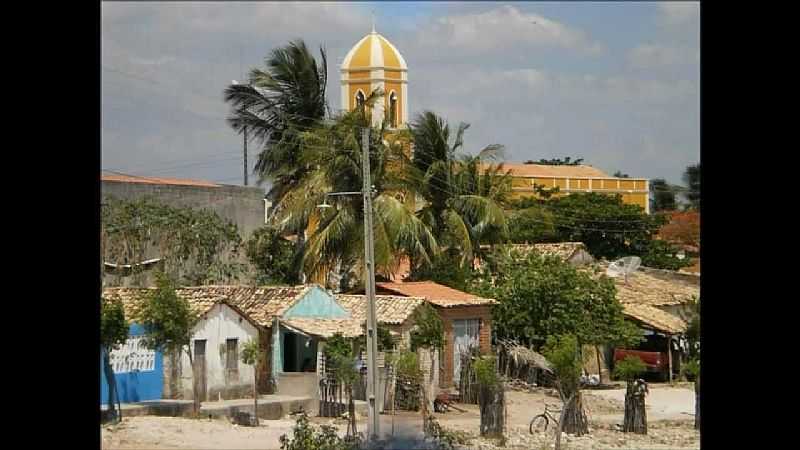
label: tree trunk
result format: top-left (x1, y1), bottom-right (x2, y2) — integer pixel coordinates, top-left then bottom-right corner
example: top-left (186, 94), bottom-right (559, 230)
top-left (478, 382), bottom-right (505, 437)
top-left (253, 370), bottom-right (259, 426)
top-left (623, 380), bottom-right (648, 434)
top-left (187, 349), bottom-right (200, 416)
top-left (560, 390), bottom-right (589, 436)
top-left (103, 348), bottom-right (119, 423)
top-left (694, 373), bottom-right (700, 430)
top-left (595, 345), bottom-right (603, 383)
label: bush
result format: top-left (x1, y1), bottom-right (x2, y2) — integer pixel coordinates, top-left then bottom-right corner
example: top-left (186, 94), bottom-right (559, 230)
top-left (473, 355), bottom-right (499, 387)
top-left (614, 355), bottom-right (647, 381)
top-left (279, 413), bottom-right (360, 450)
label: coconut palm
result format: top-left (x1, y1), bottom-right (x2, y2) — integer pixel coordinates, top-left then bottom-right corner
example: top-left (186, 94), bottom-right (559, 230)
top-left (408, 111), bottom-right (510, 267)
top-left (271, 91), bottom-right (438, 288)
top-left (223, 39), bottom-right (328, 205)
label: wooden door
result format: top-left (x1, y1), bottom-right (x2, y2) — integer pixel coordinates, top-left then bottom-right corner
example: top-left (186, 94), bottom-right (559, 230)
top-left (194, 339), bottom-right (207, 402)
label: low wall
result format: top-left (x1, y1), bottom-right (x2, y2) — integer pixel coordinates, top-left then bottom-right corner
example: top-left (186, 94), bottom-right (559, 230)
top-left (276, 373), bottom-right (320, 413)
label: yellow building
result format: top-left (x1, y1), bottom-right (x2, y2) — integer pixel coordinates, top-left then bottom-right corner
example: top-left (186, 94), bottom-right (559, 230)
top-left (501, 162), bottom-right (651, 213)
top-left (340, 24), bottom-right (408, 129)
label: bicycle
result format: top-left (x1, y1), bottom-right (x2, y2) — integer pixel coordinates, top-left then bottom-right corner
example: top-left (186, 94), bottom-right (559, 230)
top-left (529, 403), bottom-right (561, 434)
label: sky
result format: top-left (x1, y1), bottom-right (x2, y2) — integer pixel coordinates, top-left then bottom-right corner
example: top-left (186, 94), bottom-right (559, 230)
top-left (102, 1), bottom-right (700, 190)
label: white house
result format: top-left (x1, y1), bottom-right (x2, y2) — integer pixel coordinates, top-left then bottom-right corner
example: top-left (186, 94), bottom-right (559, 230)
top-left (176, 301), bottom-right (261, 401)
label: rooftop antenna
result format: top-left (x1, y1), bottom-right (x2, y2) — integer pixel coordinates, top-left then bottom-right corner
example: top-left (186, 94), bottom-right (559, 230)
top-left (605, 256), bottom-right (641, 284)
top-left (371, 10), bottom-right (376, 33)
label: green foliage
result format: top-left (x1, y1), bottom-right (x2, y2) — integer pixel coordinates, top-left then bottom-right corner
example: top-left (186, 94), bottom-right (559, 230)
top-left (323, 333), bottom-right (354, 361)
top-left (279, 413), bottom-right (359, 450)
top-left (613, 171), bottom-right (630, 178)
top-left (542, 334), bottom-right (582, 397)
top-left (682, 164), bottom-right (700, 211)
top-left (224, 40), bottom-right (329, 205)
top-left (245, 226), bottom-right (299, 284)
top-left (101, 196), bottom-right (244, 286)
top-left (388, 350), bottom-right (422, 380)
top-left (507, 205), bottom-right (558, 244)
top-left (613, 355), bottom-right (647, 381)
top-left (408, 251), bottom-right (475, 291)
top-left (683, 358), bottom-right (700, 378)
top-left (545, 192), bottom-right (666, 260)
top-left (473, 355), bottom-right (499, 387)
top-left (472, 249), bottom-right (641, 349)
top-left (410, 302), bottom-right (445, 351)
top-left (270, 104), bottom-right (438, 285)
top-left (101, 296), bottom-right (129, 351)
top-left (640, 239), bottom-right (693, 271)
top-left (240, 338), bottom-right (260, 366)
top-left (650, 178), bottom-right (677, 212)
top-left (409, 110), bottom-right (509, 267)
top-left (138, 272), bottom-right (197, 354)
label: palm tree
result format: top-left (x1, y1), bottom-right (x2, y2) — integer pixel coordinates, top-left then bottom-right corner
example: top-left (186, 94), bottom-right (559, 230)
top-left (270, 92), bottom-right (438, 288)
top-left (408, 111), bottom-right (510, 267)
top-left (223, 39), bottom-right (328, 205)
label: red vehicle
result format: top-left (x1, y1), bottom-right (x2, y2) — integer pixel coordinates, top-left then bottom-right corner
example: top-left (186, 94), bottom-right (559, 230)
top-left (613, 348), bottom-right (669, 380)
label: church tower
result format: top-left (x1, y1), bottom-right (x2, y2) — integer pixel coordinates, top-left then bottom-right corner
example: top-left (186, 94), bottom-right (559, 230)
top-left (340, 25), bottom-right (408, 128)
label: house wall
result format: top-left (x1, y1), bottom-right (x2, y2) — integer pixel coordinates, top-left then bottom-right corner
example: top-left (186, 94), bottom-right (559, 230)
top-left (101, 323), bottom-right (164, 404)
top-left (177, 304), bottom-right (261, 400)
top-left (437, 306), bottom-right (493, 389)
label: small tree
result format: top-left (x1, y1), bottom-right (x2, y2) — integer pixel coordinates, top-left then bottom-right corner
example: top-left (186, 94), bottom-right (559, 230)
top-left (614, 356), bottom-right (648, 434)
top-left (542, 334), bottom-right (588, 445)
top-left (138, 272), bottom-right (201, 414)
top-left (240, 338), bottom-right (262, 426)
top-left (101, 296), bottom-right (129, 423)
top-left (474, 355), bottom-right (504, 437)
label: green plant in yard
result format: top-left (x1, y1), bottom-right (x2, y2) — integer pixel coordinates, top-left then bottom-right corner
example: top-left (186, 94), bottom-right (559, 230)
top-left (410, 302), bottom-right (444, 351)
top-left (240, 338), bottom-right (262, 426)
top-left (138, 272), bottom-right (202, 414)
top-left (101, 296), bottom-right (129, 423)
top-left (279, 412), bottom-right (360, 450)
top-left (613, 355), bottom-right (647, 381)
top-left (542, 334), bottom-right (588, 437)
top-left (473, 354), bottom-right (499, 387)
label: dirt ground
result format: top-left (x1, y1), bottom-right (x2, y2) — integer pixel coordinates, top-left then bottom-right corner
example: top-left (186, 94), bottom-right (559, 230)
top-left (101, 385), bottom-right (699, 450)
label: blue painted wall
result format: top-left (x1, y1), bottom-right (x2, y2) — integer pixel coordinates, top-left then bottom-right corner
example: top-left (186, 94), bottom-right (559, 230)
top-left (100, 323), bottom-right (164, 405)
top-left (283, 286), bottom-right (350, 318)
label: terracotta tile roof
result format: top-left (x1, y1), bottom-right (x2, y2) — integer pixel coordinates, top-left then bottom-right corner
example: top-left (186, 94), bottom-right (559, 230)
top-left (622, 303), bottom-right (687, 335)
top-left (375, 281), bottom-right (496, 308)
top-left (102, 172), bottom-right (222, 188)
top-left (102, 285), bottom-right (312, 327)
top-left (584, 263), bottom-right (699, 306)
top-left (103, 286), bottom-right (234, 322)
top-left (282, 318), bottom-right (363, 338)
top-left (498, 162), bottom-right (613, 178)
top-left (335, 295), bottom-right (425, 324)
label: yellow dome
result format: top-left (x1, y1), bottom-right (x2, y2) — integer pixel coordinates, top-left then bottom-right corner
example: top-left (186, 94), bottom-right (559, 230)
top-left (341, 29), bottom-right (407, 71)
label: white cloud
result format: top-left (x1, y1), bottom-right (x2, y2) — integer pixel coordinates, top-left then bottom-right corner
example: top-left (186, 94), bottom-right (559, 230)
top-left (628, 44), bottom-right (699, 69)
top-left (657, 2), bottom-right (700, 26)
top-left (414, 5), bottom-right (605, 59)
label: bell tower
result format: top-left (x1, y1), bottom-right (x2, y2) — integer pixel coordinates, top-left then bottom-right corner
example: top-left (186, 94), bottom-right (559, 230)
top-left (340, 27), bottom-right (408, 129)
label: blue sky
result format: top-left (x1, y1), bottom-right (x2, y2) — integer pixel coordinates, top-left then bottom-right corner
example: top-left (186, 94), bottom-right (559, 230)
top-left (102, 2), bottom-right (699, 187)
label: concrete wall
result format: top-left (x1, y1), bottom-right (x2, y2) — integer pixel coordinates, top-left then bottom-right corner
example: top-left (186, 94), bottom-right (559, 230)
top-left (178, 304), bottom-right (261, 401)
top-left (102, 180), bottom-right (265, 239)
top-left (101, 323), bottom-right (164, 404)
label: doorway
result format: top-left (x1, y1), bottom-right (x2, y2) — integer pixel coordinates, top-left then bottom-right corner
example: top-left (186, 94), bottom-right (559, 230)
top-left (194, 339), bottom-right (207, 401)
top-left (453, 319), bottom-right (480, 386)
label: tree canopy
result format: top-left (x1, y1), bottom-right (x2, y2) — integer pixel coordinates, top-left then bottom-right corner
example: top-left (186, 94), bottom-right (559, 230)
top-left (471, 249), bottom-right (641, 348)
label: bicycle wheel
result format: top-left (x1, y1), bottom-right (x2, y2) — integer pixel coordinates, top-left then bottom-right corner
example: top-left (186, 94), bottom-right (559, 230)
top-left (530, 414), bottom-right (549, 434)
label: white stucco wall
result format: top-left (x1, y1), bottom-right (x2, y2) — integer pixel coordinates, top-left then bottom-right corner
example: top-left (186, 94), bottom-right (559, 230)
top-left (180, 304), bottom-right (261, 400)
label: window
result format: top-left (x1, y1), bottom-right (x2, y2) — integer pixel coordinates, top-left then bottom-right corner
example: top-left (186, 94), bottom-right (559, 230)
top-left (226, 338), bottom-right (238, 371)
top-left (389, 91), bottom-right (398, 128)
top-left (355, 91), bottom-right (366, 110)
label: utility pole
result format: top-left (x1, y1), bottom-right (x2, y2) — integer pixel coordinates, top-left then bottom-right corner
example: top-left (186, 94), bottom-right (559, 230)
top-left (361, 127), bottom-right (380, 440)
top-left (243, 128), bottom-right (248, 186)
